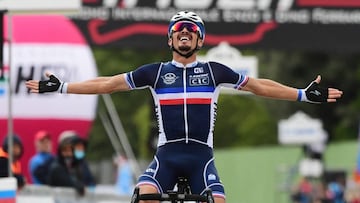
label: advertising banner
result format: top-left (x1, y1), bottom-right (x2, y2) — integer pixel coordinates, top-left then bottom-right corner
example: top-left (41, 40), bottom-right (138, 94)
top-left (69, 0), bottom-right (360, 52)
top-left (278, 111), bottom-right (327, 145)
top-left (0, 15), bottom-right (98, 181)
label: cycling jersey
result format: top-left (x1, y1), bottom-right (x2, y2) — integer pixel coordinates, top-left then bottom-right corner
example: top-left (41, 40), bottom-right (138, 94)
top-left (126, 60), bottom-right (249, 148)
top-left (126, 60), bottom-right (248, 198)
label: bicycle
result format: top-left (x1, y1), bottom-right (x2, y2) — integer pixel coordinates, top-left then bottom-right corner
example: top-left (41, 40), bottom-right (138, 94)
top-left (130, 177), bottom-right (215, 203)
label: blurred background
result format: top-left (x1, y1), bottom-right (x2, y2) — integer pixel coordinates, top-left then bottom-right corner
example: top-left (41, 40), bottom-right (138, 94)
top-left (0, 0), bottom-right (360, 203)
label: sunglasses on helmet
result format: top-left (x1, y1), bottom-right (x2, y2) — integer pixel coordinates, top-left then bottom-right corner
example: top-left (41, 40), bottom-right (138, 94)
top-left (171, 21), bottom-right (200, 33)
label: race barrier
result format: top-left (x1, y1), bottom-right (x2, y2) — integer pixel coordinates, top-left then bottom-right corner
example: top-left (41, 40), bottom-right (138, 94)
top-left (17, 184), bottom-right (130, 203)
top-left (0, 178), bottom-right (16, 203)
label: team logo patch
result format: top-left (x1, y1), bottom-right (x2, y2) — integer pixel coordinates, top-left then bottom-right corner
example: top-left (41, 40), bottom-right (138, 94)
top-left (194, 67), bottom-right (204, 74)
top-left (145, 168), bottom-right (156, 174)
top-left (161, 73), bottom-right (178, 85)
top-left (208, 173), bottom-right (217, 181)
top-left (189, 74), bottom-right (209, 86)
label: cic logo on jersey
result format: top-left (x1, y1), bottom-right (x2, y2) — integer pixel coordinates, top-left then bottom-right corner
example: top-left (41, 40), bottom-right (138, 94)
top-left (189, 74), bottom-right (209, 86)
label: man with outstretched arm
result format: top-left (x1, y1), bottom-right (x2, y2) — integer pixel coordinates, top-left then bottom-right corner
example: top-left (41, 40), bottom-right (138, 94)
top-left (26, 11), bottom-right (343, 203)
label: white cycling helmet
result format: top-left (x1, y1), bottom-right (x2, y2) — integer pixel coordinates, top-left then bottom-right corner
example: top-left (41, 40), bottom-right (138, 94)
top-left (168, 11), bottom-right (205, 40)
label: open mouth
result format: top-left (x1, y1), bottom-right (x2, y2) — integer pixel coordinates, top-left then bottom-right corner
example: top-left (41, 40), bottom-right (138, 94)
top-left (178, 36), bottom-right (192, 42)
top-left (176, 35), bottom-right (192, 52)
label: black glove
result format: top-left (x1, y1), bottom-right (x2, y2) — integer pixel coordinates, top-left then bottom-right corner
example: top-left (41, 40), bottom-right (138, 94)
top-left (39, 75), bottom-right (67, 93)
top-left (298, 81), bottom-right (328, 104)
top-left (304, 81), bottom-right (328, 103)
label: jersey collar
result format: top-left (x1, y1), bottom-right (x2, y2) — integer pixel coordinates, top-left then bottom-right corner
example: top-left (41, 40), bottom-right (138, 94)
top-left (171, 60), bottom-right (198, 68)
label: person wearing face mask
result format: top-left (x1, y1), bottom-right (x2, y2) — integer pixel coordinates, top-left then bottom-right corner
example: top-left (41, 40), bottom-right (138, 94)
top-left (47, 131), bottom-right (85, 195)
top-left (71, 135), bottom-right (96, 189)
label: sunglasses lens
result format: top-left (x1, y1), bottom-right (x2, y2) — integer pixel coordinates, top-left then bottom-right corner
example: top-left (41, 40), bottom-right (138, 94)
top-left (172, 22), bottom-right (198, 33)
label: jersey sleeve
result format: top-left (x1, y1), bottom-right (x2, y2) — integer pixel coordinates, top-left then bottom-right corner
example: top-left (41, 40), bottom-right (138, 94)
top-left (125, 63), bottom-right (161, 89)
top-left (209, 61), bottom-right (249, 89)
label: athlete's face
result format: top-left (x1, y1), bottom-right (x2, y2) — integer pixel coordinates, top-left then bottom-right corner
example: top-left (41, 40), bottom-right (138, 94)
top-left (168, 21), bottom-right (203, 55)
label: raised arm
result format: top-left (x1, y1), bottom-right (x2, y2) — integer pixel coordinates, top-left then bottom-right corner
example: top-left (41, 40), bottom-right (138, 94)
top-left (25, 72), bottom-right (130, 94)
top-left (242, 75), bottom-right (343, 103)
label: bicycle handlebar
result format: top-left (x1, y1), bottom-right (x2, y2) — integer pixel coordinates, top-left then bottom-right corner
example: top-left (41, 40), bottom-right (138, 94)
top-left (137, 193), bottom-right (208, 202)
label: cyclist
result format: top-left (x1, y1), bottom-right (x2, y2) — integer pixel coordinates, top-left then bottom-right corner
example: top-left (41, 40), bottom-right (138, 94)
top-left (26, 11), bottom-right (343, 203)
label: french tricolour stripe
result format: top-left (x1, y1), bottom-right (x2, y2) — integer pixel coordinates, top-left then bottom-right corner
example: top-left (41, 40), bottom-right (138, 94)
top-left (160, 98), bottom-right (212, 105)
top-left (0, 190), bottom-right (16, 198)
top-left (0, 199), bottom-right (15, 203)
top-left (0, 178), bottom-right (16, 203)
top-left (158, 91), bottom-right (214, 105)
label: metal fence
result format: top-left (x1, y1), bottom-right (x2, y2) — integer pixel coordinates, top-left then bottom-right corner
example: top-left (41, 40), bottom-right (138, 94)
top-left (17, 185), bottom-right (131, 203)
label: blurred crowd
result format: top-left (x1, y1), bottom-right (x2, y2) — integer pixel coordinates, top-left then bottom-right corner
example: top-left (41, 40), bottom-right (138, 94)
top-left (291, 174), bottom-right (346, 203)
top-left (0, 130), bottom-right (96, 195)
top-left (290, 143), bottom-right (360, 203)
top-left (0, 129), bottom-right (137, 198)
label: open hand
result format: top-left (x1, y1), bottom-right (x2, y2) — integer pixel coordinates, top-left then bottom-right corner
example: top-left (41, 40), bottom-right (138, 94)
top-left (25, 72), bottom-right (65, 93)
top-left (306, 75), bottom-right (343, 103)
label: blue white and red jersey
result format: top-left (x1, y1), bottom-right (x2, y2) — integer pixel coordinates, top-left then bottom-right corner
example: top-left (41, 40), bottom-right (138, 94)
top-left (125, 60), bottom-right (249, 148)
top-left (126, 60), bottom-right (249, 198)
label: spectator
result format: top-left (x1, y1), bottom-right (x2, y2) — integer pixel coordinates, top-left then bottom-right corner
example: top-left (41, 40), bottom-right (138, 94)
top-left (29, 130), bottom-right (55, 185)
top-left (291, 177), bottom-right (313, 203)
top-left (71, 134), bottom-right (96, 189)
top-left (47, 131), bottom-right (85, 195)
top-left (326, 178), bottom-right (346, 203)
top-left (0, 134), bottom-right (25, 189)
top-left (115, 155), bottom-right (134, 195)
